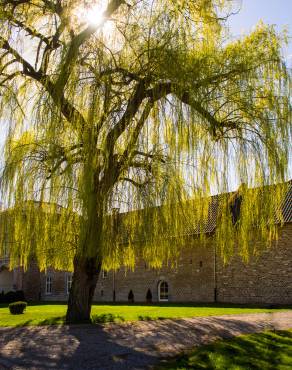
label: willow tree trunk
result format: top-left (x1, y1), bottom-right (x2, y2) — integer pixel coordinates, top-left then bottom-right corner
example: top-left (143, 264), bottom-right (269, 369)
top-left (65, 165), bottom-right (107, 323)
top-left (66, 255), bottom-right (101, 323)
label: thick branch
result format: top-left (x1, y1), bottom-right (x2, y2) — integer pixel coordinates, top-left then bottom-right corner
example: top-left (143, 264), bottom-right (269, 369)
top-left (119, 101), bottom-right (154, 164)
top-left (8, 15), bottom-right (51, 45)
top-left (120, 177), bottom-right (151, 188)
top-left (2, 0), bottom-right (62, 13)
top-left (2, 0), bottom-right (30, 7)
top-left (98, 67), bottom-right (143, 82)
top-left (0, 36), bottom-right (87, 130)
top-left (133, 151), bottom-right (167, 163)
top-left (129, 160), bottom-right (153, 171)
top-left (105, 79), bottom-right (149, 155)
top-left (46, 152), bottom-right (83, 179)
top-left (5, 12), bottom-right (63, 72)
top-left (40, 19), bottom-right (66, 73)
top-left (44, 79), bottom-right (87, 129)
top-left (145, 81), bottom-right (236, 138)
top-left (0, 71), bottom-right (22, 86)
top-left (56, 0), bottom-right (125, 92)
top-left (180, 91), bottom-right (226, 137)
top-left (0, 36), bottom-right (40, 79)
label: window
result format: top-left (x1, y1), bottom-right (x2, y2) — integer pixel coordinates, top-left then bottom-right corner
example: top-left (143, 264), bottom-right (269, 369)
top-left (102, 270), bottom-right (108, 279)
top-left (45, 276), bottom-right (52, 294)
top-left (66, 274), bottom-right (72, 294)
top-left (158, 281), bottom-right (169, 302)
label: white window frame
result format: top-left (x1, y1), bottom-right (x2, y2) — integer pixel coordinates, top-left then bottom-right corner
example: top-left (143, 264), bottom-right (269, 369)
top-left (66, 273), bottom-right (72, 294)
top-left (102, 270), bottom-right (108, 279)
top-left (45, 275), bottom-right (52, 295)
top-left (158, 281), bottom-right (169, 302)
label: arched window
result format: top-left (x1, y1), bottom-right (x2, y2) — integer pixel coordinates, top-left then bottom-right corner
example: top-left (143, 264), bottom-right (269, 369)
top-left (158, 281), bottom-right (169, 302)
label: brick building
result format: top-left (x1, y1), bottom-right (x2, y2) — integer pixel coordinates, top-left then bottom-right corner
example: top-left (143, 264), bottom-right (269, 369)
top-left (1, 185), bottom-right (291, 305)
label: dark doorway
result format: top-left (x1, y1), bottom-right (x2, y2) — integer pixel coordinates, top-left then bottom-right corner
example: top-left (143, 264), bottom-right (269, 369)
top-left (128, 290), bottom-right (134, 303)
top-left (146, 288), bottom-right (152, 303)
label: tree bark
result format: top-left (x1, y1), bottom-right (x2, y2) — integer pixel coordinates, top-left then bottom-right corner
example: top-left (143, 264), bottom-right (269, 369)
top-left (65, 167), bottom-right (105, 324)
top-left (66, 255), bottom-right (101, 323)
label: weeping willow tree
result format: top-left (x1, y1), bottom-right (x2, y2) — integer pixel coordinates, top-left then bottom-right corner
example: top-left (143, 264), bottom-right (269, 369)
top-left (0, 0), bottom-right (291, 322)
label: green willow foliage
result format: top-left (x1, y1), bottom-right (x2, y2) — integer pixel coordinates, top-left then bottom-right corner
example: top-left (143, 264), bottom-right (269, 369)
top-left (0, 0), bottom-right (291, 271)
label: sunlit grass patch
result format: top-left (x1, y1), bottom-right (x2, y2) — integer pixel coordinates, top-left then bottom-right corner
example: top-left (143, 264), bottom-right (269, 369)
top-left (157, 329), bottom-right (292, 369)
top-left (0, 302), bottom-right (291, 327)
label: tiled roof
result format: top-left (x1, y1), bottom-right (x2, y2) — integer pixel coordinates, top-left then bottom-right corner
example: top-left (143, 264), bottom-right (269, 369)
top-left (117, 181), bottom-right (292, 242)
top-left (282, 183), bottom-right (292, 223)
top-left (202, 182), bottom-right (292, 234)
top-left (198, 182), bottom-right (292, 235)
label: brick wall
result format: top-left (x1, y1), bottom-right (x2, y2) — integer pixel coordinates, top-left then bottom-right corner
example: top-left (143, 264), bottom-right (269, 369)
top-left (35, 223), bottom-right (292, 305)
top-left (94, 240), bottom-right (215, 303)
top-left (216, 223), bottom-right (292, 304)
top-left (23, 262), bottom-right (41, 301)
top-left (40, 268), bottom-right (70, 301)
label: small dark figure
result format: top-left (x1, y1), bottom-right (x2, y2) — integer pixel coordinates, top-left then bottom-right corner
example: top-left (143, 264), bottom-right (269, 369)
top-left (230, 195), bottom-right (242, 225)
top-left (229, 183), bottom-right (246, 225)
top-left (128, 290), bottom-right (134, 303)
top-left (146, 288), bottom-right (152, 303)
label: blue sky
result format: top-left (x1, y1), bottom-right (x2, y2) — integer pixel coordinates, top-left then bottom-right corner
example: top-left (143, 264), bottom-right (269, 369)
top-left (228, 0), bottom-right (292, 65)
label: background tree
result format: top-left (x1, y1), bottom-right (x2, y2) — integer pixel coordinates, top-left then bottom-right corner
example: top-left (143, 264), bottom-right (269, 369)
top-left (0, 0), bottom-right (291, 323)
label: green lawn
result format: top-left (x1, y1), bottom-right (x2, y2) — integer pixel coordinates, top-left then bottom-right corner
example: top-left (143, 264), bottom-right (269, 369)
top-left (0, 303), bottom-right (291, 326)
top-left (157, 329), bottom-right (292, 369)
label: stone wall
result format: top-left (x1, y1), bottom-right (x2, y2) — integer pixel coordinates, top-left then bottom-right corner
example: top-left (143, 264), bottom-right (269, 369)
top-left (23, 262), bottom-right (41, 301)
top-left (216, 223), bottom-right (292, 304)
top-left (40, 268), bottom-right (71, 302)
top-left (34, 223), bottom-right (292, 305)
top-left (94, 240), bottom-right (215, 303)
top-left (0, 267), bottom-right (14, 293)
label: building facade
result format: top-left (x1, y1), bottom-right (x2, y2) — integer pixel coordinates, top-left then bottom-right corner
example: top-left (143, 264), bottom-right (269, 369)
top-left (1, 187), bottom-right (292, 305)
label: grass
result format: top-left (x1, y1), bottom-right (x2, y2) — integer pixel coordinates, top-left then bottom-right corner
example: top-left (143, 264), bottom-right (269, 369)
top-left (0, 302), bottom-right (291, 327)
top-left (157, 329), bottom-right (292, 369)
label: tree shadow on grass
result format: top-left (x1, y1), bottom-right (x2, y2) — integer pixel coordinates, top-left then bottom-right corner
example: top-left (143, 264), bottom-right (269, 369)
top-left (91, 313), bottom-right (125, 324)
top-left (38, 316), bottom-right (65, 325)
top-left (13, 316), bottom-right (65, 327)
top-left (0, 322), bottom-right (157, 369)
top-left (137, 315), bottom-right (168, 321)
top-left (0, 313), bottom-right (291, 369)
top-left (158, 329), bottom-right (292, 369)
top-left (138, 315), bottom-right (155, 321)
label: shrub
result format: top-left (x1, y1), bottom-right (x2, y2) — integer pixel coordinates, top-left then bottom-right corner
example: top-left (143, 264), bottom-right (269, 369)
top-left (8, 301), bottom-right (27, 315)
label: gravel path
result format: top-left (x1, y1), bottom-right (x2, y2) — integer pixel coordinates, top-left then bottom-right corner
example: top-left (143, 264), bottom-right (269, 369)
top-left (0, 311), bottom-right (292, 370)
